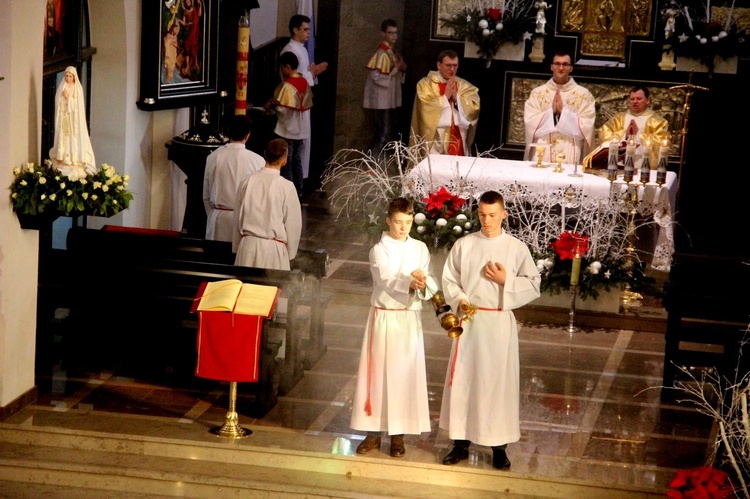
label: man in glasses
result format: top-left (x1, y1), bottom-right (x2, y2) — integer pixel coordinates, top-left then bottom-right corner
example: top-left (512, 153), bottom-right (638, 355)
top-left (409, 49), bottom-right (480, 157)
top-left (363, 19), bottom-right (408, 158)
top-left (280, 14), bottom-right (328, 195)
top-left (523, 51), bottom-right (595, 165)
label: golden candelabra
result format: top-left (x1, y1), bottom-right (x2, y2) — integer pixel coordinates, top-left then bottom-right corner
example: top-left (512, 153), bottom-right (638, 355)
top-left (669, 73), bottom-right (709, 209)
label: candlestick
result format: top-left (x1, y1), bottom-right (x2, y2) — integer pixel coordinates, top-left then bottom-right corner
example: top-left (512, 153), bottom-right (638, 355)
top-left (235, 12), bottom-right (251, 115)
top-left (640, 153), bottom-right (651, 185)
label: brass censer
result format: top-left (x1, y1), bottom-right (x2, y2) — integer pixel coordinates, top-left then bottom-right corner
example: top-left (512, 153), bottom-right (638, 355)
top-left (430, 291), bottom-right (463, 338)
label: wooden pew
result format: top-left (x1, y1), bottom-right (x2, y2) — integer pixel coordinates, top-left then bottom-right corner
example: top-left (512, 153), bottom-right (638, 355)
top-left (62, 226), bottom-right (329, 416)
top-left (661, 252), bottom-right (750, 401)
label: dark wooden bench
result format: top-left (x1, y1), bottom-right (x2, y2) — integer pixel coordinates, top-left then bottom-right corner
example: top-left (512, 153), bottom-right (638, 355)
top-left (661, 252), bottom-right (750, 401)
top-left (58, 226), bottom-right (329, 416)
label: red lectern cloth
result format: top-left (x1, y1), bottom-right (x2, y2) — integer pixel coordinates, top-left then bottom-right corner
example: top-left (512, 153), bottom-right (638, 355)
top-left (191, 282), bottom-right (279, 382)
top-left (195, 311), bottom-right (264, 381)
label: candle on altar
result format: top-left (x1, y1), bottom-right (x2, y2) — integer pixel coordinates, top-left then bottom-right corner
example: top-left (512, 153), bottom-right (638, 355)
top-left (640, 138), bottom-right (652, 184)
top-left (658, 138), bottom-right (670, 161)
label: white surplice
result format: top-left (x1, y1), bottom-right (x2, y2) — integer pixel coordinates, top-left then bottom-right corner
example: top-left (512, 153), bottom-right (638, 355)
top-left (439, 230), bottom-right (541, 447)
top-left (280, 39), bottom-right (315, 179)
top-left (203, 143), bottom-right (264, 241)
top-left (350, 233), bottom-right (437, 435)
top-left (233, 168), bottom-right (302, 270)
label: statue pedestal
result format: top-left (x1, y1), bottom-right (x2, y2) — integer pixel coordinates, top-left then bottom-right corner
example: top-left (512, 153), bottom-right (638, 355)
top-left (658, 50), bottom-right (676, 71)
top-left (529, 35), bottom-right (545, 63)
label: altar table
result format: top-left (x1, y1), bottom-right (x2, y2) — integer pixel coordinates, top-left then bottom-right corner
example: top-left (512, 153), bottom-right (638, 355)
top-left (405, 154), bottom-right (678, 271)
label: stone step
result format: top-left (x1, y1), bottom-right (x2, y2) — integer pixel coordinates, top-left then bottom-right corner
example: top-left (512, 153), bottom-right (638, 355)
top-left (0, 424), bottom-right (663, 498)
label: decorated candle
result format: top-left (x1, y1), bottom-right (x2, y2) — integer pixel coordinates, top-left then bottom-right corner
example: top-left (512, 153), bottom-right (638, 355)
top-left (607, 141), bottom-right (619, 181)
top-left (659, 138), bottom-right (670, 161)
top-left (235, 13), bottom-right (251, 115)
top-left (640, 138), bottom-right (652, 184)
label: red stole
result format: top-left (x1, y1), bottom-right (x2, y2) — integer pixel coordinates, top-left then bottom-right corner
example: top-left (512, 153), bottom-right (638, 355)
top-left (437, 82), bottom-right (464, 156)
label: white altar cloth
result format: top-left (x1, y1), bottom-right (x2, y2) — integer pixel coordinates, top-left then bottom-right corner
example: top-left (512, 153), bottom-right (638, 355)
top-left (405, 154), bottom-right (678, 271)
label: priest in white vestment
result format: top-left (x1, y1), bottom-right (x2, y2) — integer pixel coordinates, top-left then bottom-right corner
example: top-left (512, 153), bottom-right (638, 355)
top-left (524, 52), bottom-right (595, 165)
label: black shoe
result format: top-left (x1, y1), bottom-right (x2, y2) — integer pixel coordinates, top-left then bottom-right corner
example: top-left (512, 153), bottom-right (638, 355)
top-left (492, 445), bottom-right (511, 469)
top-left (442, 441), bottom-right (470, 465)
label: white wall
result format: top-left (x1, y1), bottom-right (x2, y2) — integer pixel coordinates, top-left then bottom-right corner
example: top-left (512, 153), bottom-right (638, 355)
top-left (0, 0), bottom-right (45, 407)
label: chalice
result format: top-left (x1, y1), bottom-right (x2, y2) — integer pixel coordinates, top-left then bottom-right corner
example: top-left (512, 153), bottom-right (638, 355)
top-left (554, 152), bottom-right (565, 173)
top-left (534, 144), bottom-right (547, 168)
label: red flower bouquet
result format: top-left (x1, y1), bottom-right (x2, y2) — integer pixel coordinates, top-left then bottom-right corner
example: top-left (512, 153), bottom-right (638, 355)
top-left (550, 231), bottom-right (589, 260)
top-left (666, 466), bottom-right (734, 498)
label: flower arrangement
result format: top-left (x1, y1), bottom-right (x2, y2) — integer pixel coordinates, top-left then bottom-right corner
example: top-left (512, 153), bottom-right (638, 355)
top-left (662, 0), bottom-right (748, 72)
top-left (412, 186), bottom-right (479, 252)
top-left (656, 334), bottom-right (750, 497)
top-left (322, 140), bottom-right (481, 251)
top-left (666, 465), bottom-right (735, 498)
top-left (440, 0), bottom-right (536, 60)
top-left (9, 160), bottom-right (133, 218)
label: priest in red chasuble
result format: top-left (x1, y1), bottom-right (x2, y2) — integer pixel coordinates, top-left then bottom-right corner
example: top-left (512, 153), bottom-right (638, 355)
top-left (409, 49), bottom-right (480, 157)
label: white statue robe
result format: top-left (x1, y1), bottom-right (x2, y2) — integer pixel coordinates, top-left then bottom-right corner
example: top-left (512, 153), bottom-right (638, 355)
top-left (233, 168), bottom-right (302, 270)
top-left (203, 143), bottom-right (265, 241)
top-left (350, 233), bottom-right (437, 435)
top-left (439, 231), bottom-right (541, 447)
top-left (280, 39), bottom-right (315, 179)
top-left (524, 77), bottom-right (596, 164)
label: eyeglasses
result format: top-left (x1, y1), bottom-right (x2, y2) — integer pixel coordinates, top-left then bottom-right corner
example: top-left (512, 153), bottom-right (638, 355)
top-left (551, 62), bottom-right (572, 67)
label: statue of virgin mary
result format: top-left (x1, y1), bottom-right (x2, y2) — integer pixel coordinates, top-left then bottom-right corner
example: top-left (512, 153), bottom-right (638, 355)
top-left (48, 66), bottom-right (97, 180)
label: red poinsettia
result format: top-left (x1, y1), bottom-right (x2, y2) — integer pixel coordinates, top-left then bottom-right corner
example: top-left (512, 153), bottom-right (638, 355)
top-left (486, 8), bottom-right (502, 22)
top-left (422, 186), bottom-right (466, 219)
top-left (550, 231), bottom-right (589, 260)
top-left (666, 466), bottom-right (734, 498)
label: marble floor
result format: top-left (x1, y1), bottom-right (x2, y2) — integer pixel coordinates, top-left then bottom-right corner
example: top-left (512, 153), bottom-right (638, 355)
top-left (3, 192), bottom-right (719, 497)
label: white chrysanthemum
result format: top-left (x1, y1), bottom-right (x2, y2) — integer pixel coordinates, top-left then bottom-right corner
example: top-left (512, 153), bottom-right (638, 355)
top-left (13, 168), bottom-right (20, 175)
top-left (456, 214), bottom-right (467, 222)
top-left (82, 192), bottom-right (89, 199)
top-left (20, 180), bottom-right (27, 186)
top-left (436, 218), bottom-right (447, 227)
top-left (49, 194), bottom-right (56, 201)
top-left (60, 182), bottom-right (66, 189)
top-left (478, 19), bottom-right (488, 29)
top-left (66, 190), bottom-right (73, 196)
top-left (414, 213), bottom-right (426, 224)
top-left (39, 177), bottom-right (47, 185)
top-left (417, 226), bottom-right (426, 234)
top-left (452, 225), bottom-right (462, 234)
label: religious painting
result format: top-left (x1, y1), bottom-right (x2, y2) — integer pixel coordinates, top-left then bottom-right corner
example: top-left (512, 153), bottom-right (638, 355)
top-left (138, 0), bottom-right (220, 111)
top-left (44, 0), bottom-right (69, 59)
top-left (501, 72), bottom-right (684, 156)
top-left (559, 0), bottom-right (654, 59)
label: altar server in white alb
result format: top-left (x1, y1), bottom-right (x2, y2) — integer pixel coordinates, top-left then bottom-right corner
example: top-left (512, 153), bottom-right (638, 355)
top-left (233, 139), bottom-right (301, 270)
top-left (203, 115), bottom-right (264, 241)
top-left (440, 190), bottom-right (540, 470)
top-left (350, 198), bottom-right (437, 458)
top-left (524, 51), bottom-right (596, 164)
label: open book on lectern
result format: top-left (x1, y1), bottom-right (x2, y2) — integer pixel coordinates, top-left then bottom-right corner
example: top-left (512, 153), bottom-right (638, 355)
top-left (196, 279), bottom-right (279, 318)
